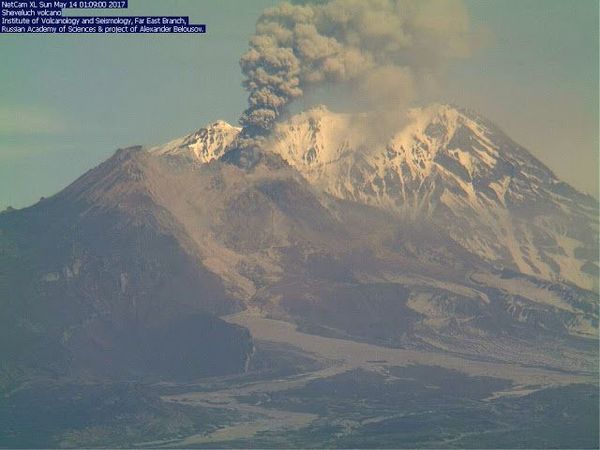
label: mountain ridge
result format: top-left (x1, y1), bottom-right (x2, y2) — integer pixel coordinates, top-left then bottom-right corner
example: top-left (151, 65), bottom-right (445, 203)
top-left (148, 104), bottom-right (598, 291)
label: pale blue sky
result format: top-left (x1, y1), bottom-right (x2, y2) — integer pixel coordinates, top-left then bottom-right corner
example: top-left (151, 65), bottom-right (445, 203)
top-left (0, 0), bottom-right (598, 209)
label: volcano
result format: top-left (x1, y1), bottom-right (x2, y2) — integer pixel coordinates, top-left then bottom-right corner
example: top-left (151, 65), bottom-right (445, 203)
top-left (0, 104), bottom-right (597, 447)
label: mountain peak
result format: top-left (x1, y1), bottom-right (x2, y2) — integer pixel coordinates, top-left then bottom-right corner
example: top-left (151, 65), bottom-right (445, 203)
top-left (151, 119), bottom-right (240, 163)
top-left (264, 104), bottom-right (597, 290)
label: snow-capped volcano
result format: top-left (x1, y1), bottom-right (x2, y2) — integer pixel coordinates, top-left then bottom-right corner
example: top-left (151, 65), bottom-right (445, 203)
top-left (2, 103), bottom-right (597, 386)
top-left (150, 104), bottom-right (598, 291)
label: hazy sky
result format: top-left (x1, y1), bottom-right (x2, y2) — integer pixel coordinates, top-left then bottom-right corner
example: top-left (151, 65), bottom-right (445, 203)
top-left (0, 0), bottom-right (598, 209)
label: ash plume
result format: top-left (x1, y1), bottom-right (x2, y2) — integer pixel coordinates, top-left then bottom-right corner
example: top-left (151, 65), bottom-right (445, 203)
top-left (236, 0), bottom-right (477, 149)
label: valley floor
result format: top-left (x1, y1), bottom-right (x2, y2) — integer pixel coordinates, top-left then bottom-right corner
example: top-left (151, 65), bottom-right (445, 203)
top-left (153, 310), bottom-right (598, 448)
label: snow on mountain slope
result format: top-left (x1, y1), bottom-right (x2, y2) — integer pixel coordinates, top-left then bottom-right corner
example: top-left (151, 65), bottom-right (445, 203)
top-left (150, 120), bottom-right (240, 163)
top-left (265, 105), bottom-right (598, 291)
top-left (149, 105), bottom-right (598, 291)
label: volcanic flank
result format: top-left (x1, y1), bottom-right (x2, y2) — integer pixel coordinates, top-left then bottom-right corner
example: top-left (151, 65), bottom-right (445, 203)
top-left (1, 104), bottom-right (597, 389)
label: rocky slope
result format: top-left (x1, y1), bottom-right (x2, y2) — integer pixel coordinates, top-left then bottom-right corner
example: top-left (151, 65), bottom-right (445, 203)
top-left (0, 148), bottom-right (253, 382)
